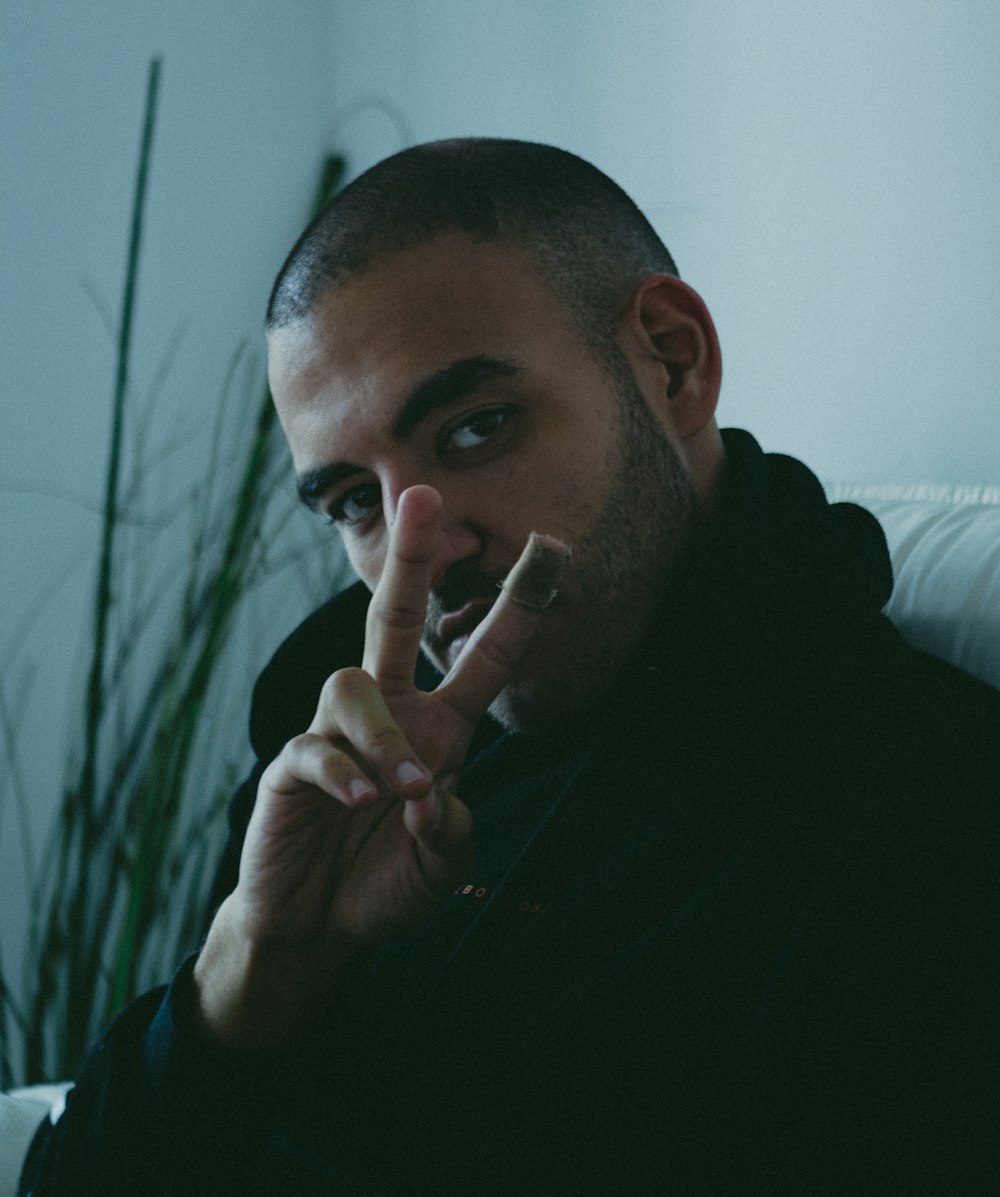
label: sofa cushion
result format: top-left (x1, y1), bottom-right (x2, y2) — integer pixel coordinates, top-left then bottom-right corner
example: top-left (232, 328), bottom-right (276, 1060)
top-left (0, 1092), bottom-right (50, 1197)
top-left (826, 483), bottom-right (1000, 692)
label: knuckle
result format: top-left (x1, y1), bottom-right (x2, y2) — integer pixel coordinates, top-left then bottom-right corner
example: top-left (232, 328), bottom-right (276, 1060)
top-left (319, 751), bottom-right (354, 790)
top-left (369, 595), bottom-right (424, 632)
top-left (261, 734), bottom-right (319, 789)
top-left (367, 725), bottom-right (406, 757)
top-left (281, 731), bottom-right (319, 762)
top-left (274, 733), bottom-right (355, 792)
top-left (321, 666), bottom-right (371, 706)
top-left (285, 731), bottom-right (311, 752)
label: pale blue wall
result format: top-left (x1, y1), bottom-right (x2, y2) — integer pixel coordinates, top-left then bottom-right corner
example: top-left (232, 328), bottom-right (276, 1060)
top-left (326, 0), bottom-right (1000, 485)
top-left (0, 0), bottom-right (338, 1012)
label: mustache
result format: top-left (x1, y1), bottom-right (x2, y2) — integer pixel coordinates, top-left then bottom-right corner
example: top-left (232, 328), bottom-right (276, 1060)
top-left (427, 564), bottom-right (505, 618)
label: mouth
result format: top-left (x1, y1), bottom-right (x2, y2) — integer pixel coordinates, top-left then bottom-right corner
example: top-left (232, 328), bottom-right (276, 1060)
top-left (436, 597), bottom-right (497, 658)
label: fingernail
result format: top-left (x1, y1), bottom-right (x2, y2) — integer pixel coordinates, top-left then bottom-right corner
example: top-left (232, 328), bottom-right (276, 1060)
top-left (395, 760), bottom-right (427, 787)
top-left (349, 777), bottom-right (376, 802)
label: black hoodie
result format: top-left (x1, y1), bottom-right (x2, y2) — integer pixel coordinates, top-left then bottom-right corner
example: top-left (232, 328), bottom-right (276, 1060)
top-left (23, 431), bottom-right (1000, 1195)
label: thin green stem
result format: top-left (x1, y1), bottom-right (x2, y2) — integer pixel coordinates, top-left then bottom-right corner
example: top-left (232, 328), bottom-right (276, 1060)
top-left (15, 119), bottom-right (350, 1082)
top-left (81, 57), bottom-right (161, 811)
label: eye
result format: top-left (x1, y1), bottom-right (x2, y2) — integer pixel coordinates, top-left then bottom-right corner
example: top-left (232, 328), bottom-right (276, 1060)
top-left (327, 482), bottom-right (381, 527)
top-left (441, 408), bottom-right (510, 454)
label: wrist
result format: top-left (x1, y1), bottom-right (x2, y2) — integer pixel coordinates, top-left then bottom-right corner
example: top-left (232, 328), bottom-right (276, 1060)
top-left (193, 896), bottom-right (357, 1052)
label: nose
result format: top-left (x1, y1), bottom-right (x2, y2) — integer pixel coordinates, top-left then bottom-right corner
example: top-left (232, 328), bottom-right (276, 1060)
top-left (382, 479), bottom-right (483, 588)
top-left (431, 511), bottom-right (484, 587)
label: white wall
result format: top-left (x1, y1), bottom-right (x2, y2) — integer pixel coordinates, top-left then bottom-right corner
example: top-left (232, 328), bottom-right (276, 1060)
top-left (326, 0), bottom-right (1000, 485)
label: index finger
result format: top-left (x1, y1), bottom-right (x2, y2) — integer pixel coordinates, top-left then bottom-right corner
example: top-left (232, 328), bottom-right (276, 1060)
top-left (363, 485), bottom-right (442, 694)
top-left (437, 532), bottom-right (571, 724)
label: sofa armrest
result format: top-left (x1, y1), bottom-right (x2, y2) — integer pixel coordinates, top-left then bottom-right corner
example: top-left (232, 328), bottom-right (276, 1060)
top-left (825, 481), bottom-right (1000, 691)
top-left (0, 1085), bottom-right (70, 1197)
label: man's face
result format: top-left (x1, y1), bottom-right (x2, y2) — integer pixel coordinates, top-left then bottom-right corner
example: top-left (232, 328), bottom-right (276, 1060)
top-left (268, 233), bottom-right (695, 734)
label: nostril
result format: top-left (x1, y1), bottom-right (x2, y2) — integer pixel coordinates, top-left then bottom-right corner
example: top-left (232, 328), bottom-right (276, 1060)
top-left (429, 523), bottom-right (485, 588)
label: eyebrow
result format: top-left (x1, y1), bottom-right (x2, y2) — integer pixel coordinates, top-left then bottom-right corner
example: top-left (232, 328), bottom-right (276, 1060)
top-left (296, 354), bottom-right (522, 510)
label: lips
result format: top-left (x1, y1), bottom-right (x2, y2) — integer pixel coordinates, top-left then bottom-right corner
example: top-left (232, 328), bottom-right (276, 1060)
top-left (436, 597), bottom-right (496, 650)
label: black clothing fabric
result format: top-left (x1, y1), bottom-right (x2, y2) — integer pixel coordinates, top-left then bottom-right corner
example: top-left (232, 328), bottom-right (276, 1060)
top-left (21, 430), bottom-right (1000, 1195)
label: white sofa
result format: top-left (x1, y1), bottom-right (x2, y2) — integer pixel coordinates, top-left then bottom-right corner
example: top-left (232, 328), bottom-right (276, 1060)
top-left (0, 1085), bottom-right (69, 1196)
top-left (825, 482), bottom-right (1000, 690)
top-left (2, 481), bottom-right (998, 1194)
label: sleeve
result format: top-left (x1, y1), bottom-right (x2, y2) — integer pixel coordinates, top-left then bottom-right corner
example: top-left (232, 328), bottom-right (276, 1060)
top-left (18, 958), bottom-right (274, 1196)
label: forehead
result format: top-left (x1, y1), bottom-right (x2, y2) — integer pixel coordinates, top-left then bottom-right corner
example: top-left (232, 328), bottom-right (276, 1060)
top-left (267, 234), bottom-right (587, 425)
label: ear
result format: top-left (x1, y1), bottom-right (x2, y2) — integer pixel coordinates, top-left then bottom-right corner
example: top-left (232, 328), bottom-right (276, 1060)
top-left (619, 275), bottom-right (722, 441)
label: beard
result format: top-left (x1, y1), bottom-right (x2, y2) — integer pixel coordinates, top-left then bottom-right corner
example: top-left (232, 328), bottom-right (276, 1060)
top-left (423, 364), bottom-right (696, 739)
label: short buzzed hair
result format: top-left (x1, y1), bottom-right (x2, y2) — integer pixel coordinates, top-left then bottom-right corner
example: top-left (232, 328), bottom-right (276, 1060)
top-left (266, 138), bottom-right (678, 365)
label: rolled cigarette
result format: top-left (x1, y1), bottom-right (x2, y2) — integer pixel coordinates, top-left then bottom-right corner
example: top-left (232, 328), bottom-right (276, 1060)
top-left (501, 532), bottom-right (572, 610)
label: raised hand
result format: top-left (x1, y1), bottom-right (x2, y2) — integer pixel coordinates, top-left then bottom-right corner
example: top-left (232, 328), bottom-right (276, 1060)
top-left (194, 485), bottom-right (568, 1047)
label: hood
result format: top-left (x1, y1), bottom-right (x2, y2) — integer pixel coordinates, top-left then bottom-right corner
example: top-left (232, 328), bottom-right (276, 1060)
top-left (592, 428), bottom-right (897, 750)
top-left (680, 427), bottom-right (894, 647)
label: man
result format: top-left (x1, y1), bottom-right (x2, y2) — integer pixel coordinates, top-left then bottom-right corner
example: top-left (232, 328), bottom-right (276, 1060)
top-left (21, 140), bottom-right (999, 1194)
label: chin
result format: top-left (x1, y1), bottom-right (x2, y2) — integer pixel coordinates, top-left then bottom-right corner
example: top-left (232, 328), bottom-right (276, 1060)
top-left (487, 673), bottom-right (597, 743)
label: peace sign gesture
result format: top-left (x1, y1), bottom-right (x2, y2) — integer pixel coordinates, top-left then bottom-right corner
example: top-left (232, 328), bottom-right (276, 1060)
top-left (194, 486), bottom-right (568, 1048)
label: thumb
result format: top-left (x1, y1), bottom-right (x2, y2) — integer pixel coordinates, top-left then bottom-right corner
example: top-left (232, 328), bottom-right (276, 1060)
top-left (404, 787), bottom-right (473, 890)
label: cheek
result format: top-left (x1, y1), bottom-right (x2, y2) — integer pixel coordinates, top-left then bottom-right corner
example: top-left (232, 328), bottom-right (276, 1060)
top-left (344, 535), bottom-right (385, 592)
top-left (525, 459), bottom-right (611, 540)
